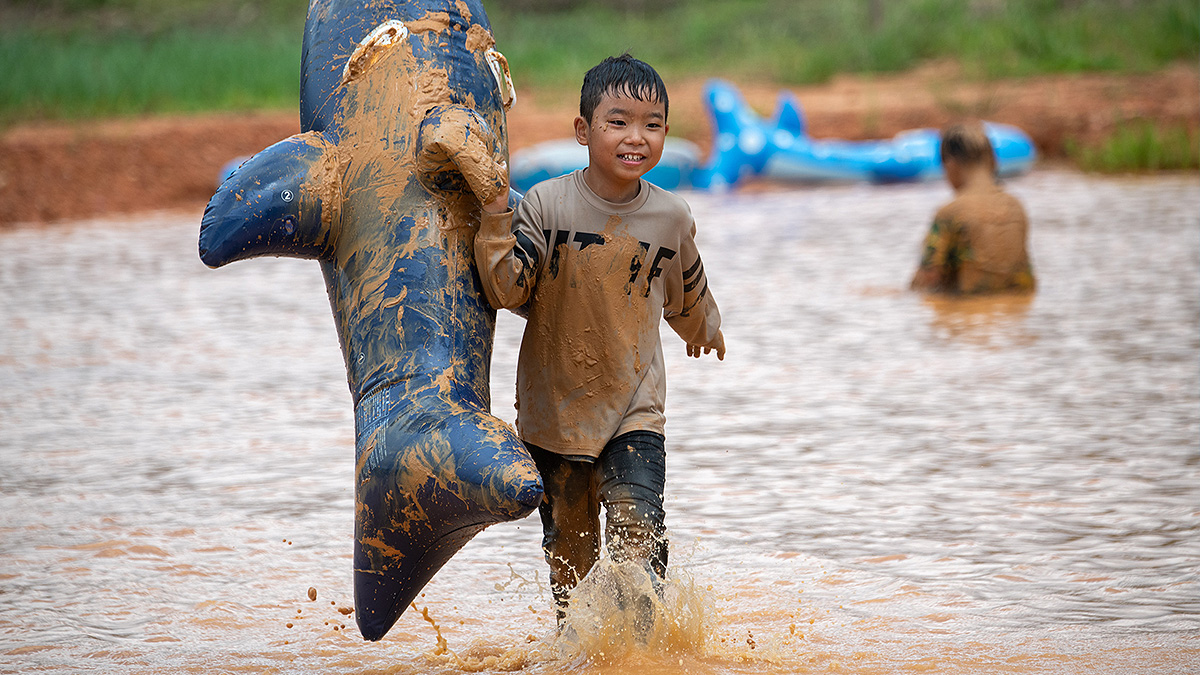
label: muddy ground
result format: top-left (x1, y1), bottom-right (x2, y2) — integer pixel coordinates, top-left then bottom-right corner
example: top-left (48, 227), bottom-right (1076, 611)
top-left (1, 62), bottom-right (1195, 225)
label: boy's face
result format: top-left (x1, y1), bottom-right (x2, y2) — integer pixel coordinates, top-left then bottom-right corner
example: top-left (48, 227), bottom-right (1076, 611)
top-left (574, 89), bottom-right (668, 199)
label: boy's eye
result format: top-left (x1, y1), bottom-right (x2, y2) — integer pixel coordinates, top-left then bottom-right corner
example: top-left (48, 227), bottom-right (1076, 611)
top-left (607, 119), bottom-right (626, 127)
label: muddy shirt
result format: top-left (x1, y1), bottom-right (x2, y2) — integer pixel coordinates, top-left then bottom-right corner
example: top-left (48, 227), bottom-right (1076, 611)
top-left (912, 187), bottom-right (1036, 294)
top-left (475, 170), bottom-right (722, 458)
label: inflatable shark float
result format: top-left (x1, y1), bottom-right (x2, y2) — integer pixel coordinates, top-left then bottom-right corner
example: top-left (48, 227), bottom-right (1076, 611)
top-left (198, 0), bottom-right (542, 642)
top-left (505, 79), bottom-right (1036, 192)
top-left (691, 79), bottom-right (1037, 189)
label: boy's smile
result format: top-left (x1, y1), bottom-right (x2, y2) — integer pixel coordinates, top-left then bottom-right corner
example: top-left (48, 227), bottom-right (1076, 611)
top-left (574, 91), bottom-right (668, 204)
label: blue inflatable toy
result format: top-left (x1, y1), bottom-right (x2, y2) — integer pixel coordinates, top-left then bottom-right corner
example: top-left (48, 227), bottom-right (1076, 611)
top-left (509, 137), bottom-right (703, 193)
top-left (198, 0), bottom-right (542, 642)
top-left (691, 79), bottom-right (1037, 189)
top-left (217, 155), bottom-right (249, 185)
top-left (496, 79), bottom-right (1036, 193)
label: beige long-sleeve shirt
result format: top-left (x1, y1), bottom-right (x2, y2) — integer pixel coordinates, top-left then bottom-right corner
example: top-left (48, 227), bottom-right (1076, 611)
top-left (475, 170), bottom-right (722, 458)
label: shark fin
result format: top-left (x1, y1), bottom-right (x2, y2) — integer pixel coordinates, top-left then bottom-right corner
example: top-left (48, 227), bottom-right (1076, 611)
top-left (199, 132), bottom-right (341, 268)
top-left (772, 92), bottom-right (807, 137)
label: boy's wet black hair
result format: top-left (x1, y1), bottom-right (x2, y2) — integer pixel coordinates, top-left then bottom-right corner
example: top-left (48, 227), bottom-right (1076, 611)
top-left (579, 53), bottom-right (669, 123)
top-left (940, 121), bottom-right (996, 167)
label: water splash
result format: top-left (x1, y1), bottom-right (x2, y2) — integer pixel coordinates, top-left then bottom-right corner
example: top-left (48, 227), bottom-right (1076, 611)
top-left (550, 555), bottom-right (715, 665)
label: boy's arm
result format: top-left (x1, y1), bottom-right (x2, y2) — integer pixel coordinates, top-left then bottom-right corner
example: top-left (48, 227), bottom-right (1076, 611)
top-left (664, 222), bottom-right (725, 360)
top-left (910, 213), bottom-right (957, 291)
top-left (474, 195), bottom-right (545, 310)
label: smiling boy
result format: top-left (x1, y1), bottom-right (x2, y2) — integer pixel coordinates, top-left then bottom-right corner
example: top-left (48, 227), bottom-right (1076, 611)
top-left (474, 54), bottom-right (725, 622)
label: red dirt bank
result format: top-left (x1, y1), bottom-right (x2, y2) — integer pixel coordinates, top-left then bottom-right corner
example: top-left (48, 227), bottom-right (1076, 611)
top-left (1, 63), bottom-right (1195, 225)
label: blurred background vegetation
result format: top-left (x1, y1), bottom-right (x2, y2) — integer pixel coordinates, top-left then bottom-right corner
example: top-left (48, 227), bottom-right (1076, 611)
top-left (2, 0), bottom-right (1196, 122)
top-left (0, 0), bottom-right (1196, 170)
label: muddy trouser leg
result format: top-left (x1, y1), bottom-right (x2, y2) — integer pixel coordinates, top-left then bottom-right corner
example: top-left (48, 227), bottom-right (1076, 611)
top-left (597, 431), bottom-right (668, 579)
top-left (597, 430), bottom-right (668, 620)
top-left (528, 445), bottom-right (600, 621)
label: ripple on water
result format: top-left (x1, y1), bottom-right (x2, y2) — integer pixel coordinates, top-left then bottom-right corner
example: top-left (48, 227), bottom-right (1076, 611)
top-left (0, 172), bottom-right (1198, 673)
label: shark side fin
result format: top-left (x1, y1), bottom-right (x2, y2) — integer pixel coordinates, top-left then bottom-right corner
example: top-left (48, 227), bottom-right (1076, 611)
top-left (199, 132), bottom-right (341, 268)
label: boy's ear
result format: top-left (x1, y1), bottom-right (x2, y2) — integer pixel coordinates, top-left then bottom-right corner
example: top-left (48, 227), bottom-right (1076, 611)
top-left (574, 115), bottom-right (590, 146)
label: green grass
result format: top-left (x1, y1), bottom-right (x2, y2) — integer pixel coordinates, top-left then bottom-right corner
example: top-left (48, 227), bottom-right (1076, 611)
top-left (489, 0), bottom-right (1199, 87)
top-left (1, 0), bottom-right (1197, 127)
top-left (0, 0), bottom-right (303, 123)
top-left (1067, 123), bottom-right (1200, 173)
top-left (0, 29), bottom-right (301, 121)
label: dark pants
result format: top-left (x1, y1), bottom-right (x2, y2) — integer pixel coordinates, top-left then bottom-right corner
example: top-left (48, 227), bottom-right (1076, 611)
top-left (527, 431), bottom-right (668, 615)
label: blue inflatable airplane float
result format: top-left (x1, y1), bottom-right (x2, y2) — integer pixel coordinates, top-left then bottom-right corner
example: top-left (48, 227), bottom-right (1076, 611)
top-left (198, 0), bottom-right (542, 642)
top-left (506, 79), bottom-right (1036, 192)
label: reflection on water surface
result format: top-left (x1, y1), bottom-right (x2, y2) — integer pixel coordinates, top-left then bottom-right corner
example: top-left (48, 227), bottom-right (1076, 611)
top-left (1, 170), bottom-right (1197, 673)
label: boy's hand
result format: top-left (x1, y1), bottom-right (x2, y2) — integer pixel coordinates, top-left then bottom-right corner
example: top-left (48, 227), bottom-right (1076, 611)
top-left (687, 330), bottom-right (725, 360)
top-left (482, 189), bottom-right (510, 215)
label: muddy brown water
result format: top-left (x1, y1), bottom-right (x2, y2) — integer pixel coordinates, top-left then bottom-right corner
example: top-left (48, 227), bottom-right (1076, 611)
top-left (1, 170), bottom-right (1197, 673)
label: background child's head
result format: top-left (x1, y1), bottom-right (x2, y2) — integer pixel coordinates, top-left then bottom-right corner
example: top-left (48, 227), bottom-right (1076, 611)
top-left (940, 122), bottom-right (996, 168)
top-left (579, 53), bottom-right (669, 124)
top-left (940, 121), bottom-right (996, 189)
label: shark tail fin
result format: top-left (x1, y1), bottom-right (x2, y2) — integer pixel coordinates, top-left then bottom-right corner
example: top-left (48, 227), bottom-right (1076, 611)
top-left (693, 79), bottom-right (769, 190)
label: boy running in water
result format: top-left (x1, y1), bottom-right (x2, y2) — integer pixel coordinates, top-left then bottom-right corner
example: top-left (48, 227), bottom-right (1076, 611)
top-left (475, 53), bottom-right (725, 621)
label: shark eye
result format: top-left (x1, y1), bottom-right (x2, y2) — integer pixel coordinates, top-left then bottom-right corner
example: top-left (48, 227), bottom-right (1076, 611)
top-left (343, 20), bottom-right (410, 85)
top-left (486, 49), bottom-right (515, 111)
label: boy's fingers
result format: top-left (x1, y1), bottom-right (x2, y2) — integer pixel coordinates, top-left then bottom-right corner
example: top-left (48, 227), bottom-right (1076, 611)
top-left (482, 191), bottom-right (509, 214)
top-left (685, 342), bottom-right (726, 359)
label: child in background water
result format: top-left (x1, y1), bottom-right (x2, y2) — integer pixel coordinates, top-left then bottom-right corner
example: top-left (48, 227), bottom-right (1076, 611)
top-left (911, 121), bottom-right (1036, 294)
top-left (474, 53), bottom-right (725, 624)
